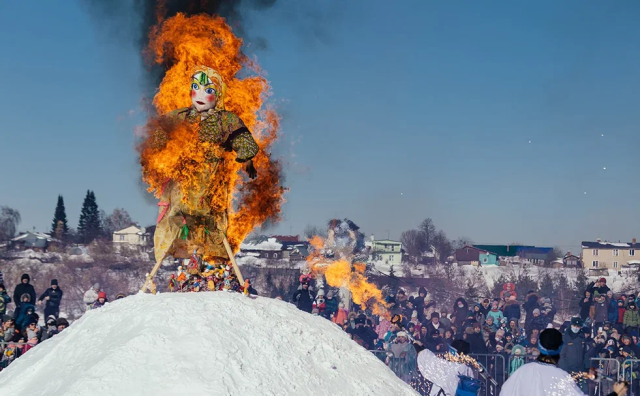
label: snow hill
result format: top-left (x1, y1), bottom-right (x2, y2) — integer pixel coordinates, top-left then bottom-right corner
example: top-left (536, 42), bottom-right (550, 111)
top-left (0, 293), bottom-right (418, 396)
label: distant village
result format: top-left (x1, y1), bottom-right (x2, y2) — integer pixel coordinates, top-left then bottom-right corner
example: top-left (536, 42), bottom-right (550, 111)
top-left (5, 222), bottom-right (637, 280)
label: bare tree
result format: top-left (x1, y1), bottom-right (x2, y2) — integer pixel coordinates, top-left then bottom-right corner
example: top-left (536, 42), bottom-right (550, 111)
top-left (0, 206), bottom-right (21, 241)
top-left (544, 247), bottom-right (565, 267)
top-left (400, 229), bottom-right (426, 262)
top-left (453, 237), bottom-right (474, 250)
top-left (419, 218), bottom-right (436, 251)
top-left (433, 230), bottom-right (453, 262)
top-left (101, 208), bottom-right (135, 236)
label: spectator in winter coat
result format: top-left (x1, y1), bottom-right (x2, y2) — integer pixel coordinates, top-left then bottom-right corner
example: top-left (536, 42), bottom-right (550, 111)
top-left (617, 300), bottom-right (626, 329)
top-left (439, 309), bottom-right (451, 329)
top-left (502, 296), bottom-right (521, 322)
top-left (587, 278), bottom-right (611, 296)
top-left (292, 282), bottom-right (315, 313)
top-left (39, 315), bottom-right (59, 342)
top-left (487, 301), bottom-right (504, 324)
top-left (425, 312), bottom-right (442, 337)
top-left (453, 298), bottom-right (469, 328)
top-left (0, 284), bottom-right (11, 317)
top-left (375, 316), bottom-right (391, 340)
top-left (507, 318), bottom-right (525, 344)
top-left (2, 316), bottom-right (19, 342)
top-left (483, 316), bottom-right (499, 334)
top-left (623, 302), bottom-right (640, 333)
top-left (56, 317), bottom-right (69, 332)
top-left (312, 289), bottom-right (327, 317)
top-left (509, 344), bottom-right (526, 375)
top-left (479, 299), bottom-right (491, 317)
top-left (83, 283), bottom-right (100, 311)
top-left (324, 290), bottom-right (339, 319)
top-left (12, 274), bottom-right (36, 317)
top-left (466, 323), bottom-right (488, 354)
top-left (523, 292), bottom-right (540, 330)
top-left (560, 317), bottom-right (587, 374)
top-left (579, 291), bottom-right (593, 321)
top-left (591, 293), bottom-right (609, 331)
top-left (414, 287), bottom-right (427, 319)
top-left (541, 298), bottom-right (557, 325)
top-left (607, 291), bottom-right (618, 323)
top-left (473, 303), bottom-right (485, 325)
top-left (526, 309), bottom-right (547, 336)
top-left (38, 279), bottom-right (63, 319)
top-left (332, 302), bottom-right (348, 326)
top-left (621, 335), bottom-right (640, 357)
top-left (15, 294), bottom-right (36, 331)
top-left (92, 292), bottom-right (108, 309)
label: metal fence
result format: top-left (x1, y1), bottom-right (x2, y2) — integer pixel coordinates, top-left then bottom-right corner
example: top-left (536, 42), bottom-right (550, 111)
top-left (621, 358), bottom-right (640, 396)
top-left (471, 353), bottom-right (507, 385)
top-left (0, 341), bottom-right (29, 370)
top-left (370, 350), bottom-right (498, 396)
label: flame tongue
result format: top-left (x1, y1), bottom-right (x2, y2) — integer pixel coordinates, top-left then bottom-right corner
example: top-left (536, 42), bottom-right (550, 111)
top-left (139, 11), bottom-right (284, 252)
top-left (307, 237), bottom-right (389, 317)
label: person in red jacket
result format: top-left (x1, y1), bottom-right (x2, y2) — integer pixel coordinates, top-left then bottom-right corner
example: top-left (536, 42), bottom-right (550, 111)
top-left (617, 299), bottom-right (627, 332)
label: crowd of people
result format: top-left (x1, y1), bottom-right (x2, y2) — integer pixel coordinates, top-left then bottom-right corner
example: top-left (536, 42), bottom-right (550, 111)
top-left (1, 267), bottom-right (638, 394)
top-left (290, 274), bottom-right (640, 395)
top-left (0, 272), bottom-right (119, 371)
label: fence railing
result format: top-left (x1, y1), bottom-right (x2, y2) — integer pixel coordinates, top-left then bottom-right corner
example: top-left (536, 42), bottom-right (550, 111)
top-left (370, 349), bottom-right (498, 396)
top-left (621, 358), bottom-right (640, 396)
top-left (471, 353), bottom-right (507, 385)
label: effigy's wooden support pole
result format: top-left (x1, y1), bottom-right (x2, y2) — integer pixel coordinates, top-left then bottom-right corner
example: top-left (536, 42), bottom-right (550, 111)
top-left (141, 258), bottom-right (164, 292)
top-left (222, 235), bottom-right (245, 285)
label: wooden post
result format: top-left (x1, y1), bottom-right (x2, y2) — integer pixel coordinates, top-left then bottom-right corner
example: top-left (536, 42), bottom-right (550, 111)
top-left (223, 235), bottom-right (245, 285)
top-left (141, 234), bottom-right (244, 292)
top-left (141, 258), bottom-right (165, 292)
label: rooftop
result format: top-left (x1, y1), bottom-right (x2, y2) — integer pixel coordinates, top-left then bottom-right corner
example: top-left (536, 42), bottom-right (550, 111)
top-left (582, 241), bottom-right (640, 249)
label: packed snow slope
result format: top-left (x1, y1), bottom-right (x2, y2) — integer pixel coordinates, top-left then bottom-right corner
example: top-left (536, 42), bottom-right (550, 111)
top-left (0, 292), bottom-right (417, 396)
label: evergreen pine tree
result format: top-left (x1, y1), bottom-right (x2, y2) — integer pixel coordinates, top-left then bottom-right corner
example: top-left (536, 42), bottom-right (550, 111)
top-left (538, 271), bottom-right (555, 299)
top-left (77, 190), bottom-right (102, 244)
top-left (50, 195), bottom-right (69, 237)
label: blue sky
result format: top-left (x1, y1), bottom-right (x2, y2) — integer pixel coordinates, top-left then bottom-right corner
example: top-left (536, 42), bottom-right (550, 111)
top-left (1, 1), bottom-right (639, 251)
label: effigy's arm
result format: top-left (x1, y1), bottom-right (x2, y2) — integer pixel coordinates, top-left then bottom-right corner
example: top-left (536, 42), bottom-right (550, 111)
top-left (223, 112), bottom-right (260, 178)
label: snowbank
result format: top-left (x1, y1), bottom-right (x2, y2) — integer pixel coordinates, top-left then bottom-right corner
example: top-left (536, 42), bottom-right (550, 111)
top-left (0, 293), bottom-right (417, 396)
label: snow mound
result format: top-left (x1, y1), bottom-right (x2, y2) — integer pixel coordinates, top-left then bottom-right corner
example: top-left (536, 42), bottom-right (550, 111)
top-left (0, 293), bottom-right (417, 396)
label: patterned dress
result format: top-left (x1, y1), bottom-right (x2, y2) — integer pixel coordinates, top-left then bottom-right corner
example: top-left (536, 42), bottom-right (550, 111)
top-left (152, 107), bottom-right (259, 264)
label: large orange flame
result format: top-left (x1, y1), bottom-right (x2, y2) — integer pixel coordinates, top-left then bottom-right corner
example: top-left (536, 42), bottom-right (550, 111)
top-left (306, 237), bottom-right (389, 317)
top-left (138, 12), bottom-right (284, 251)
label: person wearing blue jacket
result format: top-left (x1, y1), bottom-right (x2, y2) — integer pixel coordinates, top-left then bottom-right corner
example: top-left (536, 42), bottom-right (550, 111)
top-left (15, 294), bottom-right (36, 331)
top-left (607, 291), bottom-right (619, 323)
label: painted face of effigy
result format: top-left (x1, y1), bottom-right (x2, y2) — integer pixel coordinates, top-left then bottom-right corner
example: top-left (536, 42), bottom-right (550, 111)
top-left (190, 67), bottom-right (223, 112)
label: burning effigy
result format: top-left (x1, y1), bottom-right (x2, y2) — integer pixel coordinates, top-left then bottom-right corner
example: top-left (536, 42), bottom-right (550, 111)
top-left (138, 10), bottom-right (284, 292)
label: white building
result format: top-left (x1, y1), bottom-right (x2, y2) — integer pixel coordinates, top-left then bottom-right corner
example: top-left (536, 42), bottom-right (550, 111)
top-left (368, 239), bottom-right (403, 265)
top-left (112, 226), bottom-right (151, 247)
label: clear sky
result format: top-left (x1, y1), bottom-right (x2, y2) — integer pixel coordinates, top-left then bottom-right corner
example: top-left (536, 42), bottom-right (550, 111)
top-left (1, 1), bottom-right (639, 252)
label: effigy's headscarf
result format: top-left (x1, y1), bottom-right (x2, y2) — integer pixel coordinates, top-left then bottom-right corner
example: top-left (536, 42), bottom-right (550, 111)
top-left (192, 65), bottom-right (226, 110)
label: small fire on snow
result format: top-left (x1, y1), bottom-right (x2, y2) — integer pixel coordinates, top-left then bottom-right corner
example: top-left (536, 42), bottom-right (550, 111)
top-left (307, 236), bottom-right (389, 317)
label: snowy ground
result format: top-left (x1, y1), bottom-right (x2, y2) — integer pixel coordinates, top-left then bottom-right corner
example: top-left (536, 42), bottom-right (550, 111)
top-left (0, 292), bottom-right (418, 396)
